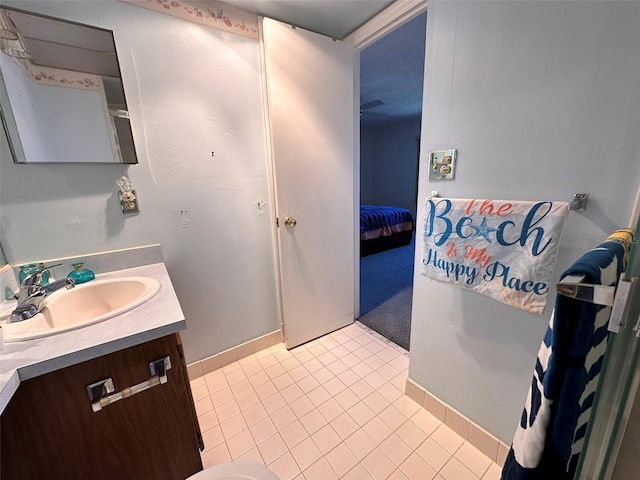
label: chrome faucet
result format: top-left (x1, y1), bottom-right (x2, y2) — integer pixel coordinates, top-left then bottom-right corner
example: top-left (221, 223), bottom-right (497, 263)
top-left (9, 264), bottom-right (75, 323)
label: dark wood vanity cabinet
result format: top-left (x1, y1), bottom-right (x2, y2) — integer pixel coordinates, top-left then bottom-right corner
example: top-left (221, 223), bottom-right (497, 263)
top-left (1, 334), bottom-right (204, 480)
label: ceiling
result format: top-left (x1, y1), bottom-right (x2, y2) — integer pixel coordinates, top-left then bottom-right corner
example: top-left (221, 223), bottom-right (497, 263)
top-left (221, 0), bottom-right (396, 40)
top-left (222, 0), bottom-right (427, 129)
top-left (359, 11), bottom-right (426, 128)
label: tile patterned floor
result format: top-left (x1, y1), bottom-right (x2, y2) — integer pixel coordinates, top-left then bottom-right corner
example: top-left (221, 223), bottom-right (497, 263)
top-left (190, 322), bottom-right (502, 480)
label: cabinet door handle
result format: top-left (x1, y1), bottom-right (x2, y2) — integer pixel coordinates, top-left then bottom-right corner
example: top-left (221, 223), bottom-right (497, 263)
top-left (86, 356), bottom-right (172, 412)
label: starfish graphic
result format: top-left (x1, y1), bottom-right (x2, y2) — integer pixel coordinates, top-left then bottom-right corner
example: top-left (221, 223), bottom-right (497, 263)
top-left (470, 217), bottom-right (499, 242)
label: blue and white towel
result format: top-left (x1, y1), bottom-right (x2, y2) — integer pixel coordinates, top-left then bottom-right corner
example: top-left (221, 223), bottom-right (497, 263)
top-left (501, 230), bottom-right (633, 480)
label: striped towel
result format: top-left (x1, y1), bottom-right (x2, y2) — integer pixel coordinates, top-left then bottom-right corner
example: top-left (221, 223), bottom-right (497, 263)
top-left (501, 229), bottom-right (633, 480)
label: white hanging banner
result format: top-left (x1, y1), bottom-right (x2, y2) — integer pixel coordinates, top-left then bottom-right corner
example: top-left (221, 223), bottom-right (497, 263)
top-left (421, 198), bottom-right (569, 314)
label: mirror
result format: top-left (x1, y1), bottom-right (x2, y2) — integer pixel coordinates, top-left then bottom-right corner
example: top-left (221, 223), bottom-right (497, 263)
top-left (0, 6), bottom-right (138, 164)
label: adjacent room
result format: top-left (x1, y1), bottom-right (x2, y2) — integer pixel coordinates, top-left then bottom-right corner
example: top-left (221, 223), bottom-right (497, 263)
top-left (359, 11), bottom-right (426, 351)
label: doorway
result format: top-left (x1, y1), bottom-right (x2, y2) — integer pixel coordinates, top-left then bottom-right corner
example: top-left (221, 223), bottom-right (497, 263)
top-left (357, 12), bottom-right (427, 351)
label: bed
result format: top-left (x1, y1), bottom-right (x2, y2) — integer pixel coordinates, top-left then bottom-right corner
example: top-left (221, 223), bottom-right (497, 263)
top-left (360, 205), bottom-right (414, 256)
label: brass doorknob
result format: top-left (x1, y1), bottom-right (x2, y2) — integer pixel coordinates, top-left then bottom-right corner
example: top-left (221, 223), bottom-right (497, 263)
top-left (284, 216), bottom-right (297, 227)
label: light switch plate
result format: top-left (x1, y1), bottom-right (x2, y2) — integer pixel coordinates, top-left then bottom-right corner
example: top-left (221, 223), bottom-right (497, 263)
top-left (428, 149), bottom-right (457, 180)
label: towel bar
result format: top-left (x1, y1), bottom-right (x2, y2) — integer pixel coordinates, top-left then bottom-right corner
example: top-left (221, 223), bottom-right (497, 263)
top-left (86, 356), bottom-right (171, 412)
top-left (556, 283), bottom-right (615, 306)
top-left (556, 274), bottom-right (638, 334)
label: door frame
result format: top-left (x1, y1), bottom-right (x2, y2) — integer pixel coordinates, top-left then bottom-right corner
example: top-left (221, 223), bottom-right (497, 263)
top-left (257, 0), bottom-right (428, 339)
top-left (345, 0), bottom-right (428, 319)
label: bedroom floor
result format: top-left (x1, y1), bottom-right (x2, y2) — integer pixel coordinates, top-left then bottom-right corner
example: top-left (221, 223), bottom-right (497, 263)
top-left (190, 322), bottom-right (502, 480)
top-left (359, 236), bottom-right (415, 350)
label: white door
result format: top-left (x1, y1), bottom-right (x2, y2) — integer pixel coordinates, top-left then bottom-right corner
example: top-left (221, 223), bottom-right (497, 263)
top-left (262, 18), bottom-right (355, 349)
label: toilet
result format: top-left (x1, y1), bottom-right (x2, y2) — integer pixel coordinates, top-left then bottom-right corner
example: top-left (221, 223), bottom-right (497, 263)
top-left (187, 461), bottom-right (280, 480)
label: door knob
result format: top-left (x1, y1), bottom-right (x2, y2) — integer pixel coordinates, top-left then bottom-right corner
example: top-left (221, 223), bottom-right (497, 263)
top-left (284, 216), bottom-right (297, 227)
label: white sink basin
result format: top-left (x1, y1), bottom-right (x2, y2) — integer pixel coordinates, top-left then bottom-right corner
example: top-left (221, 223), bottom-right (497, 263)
top-left (3, 276), bottom-right (161, 342)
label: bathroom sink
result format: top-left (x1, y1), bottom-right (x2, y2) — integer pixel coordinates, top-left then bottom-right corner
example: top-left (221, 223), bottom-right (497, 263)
top-left (3, 276), bottom-right (161, 342)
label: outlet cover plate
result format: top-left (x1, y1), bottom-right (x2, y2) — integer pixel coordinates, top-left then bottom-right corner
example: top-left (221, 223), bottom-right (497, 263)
top-left (429, 149), bottom-right (457, 181)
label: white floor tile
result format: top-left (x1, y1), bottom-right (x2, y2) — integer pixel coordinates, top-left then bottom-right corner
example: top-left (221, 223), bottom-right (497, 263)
top-left (304, 457), bottom-right (339, 480)
top-left (299, 408), bottom-right (328, 435)
top-left (195, 396), bottom-right (214, 416)
top-left (251, 380), bottom-right (278, 401)
top-left (307, 385), bottom-right (332, 407)
top-left (325, 442), bottom-right (359, 478)
top-left (380, 433), bottom-right (413, 466)
top-left (215, 399), bottom-right (240, 422)
top-left (344, 428), bottom-right (377, 460)
top-left (249, 416), bottom-right (278, 444)
top-left (281, 383), bottom-right (305, 403)
top-left (280, 420), bottom-right (309, 449)
top-left (195, 323), bottom-right (498, 480)
top-left (227, 429), bottom-right (255, 459)
top-left (201, 442), bottom-right (231, 468)
top-left (410, 408), bottom-right (441, 436)
top-left (257, 433), bottom-right (288, 465)
top-left (268, 451), bottom-right (301, 480)
top-left (242, 401), bottom-right (268, 426)
top-left (335, 387), bottom-right (360, 410)
top-left (236, 446), bottom-right (264, 464)
top-left (455, 442), bottom-right (493, 478)
top-left (197, 409), bottom-right (219, 433)
top-left (192, 383), bottom-right (210, 402)
top-left (483, 462), bottom-right (503, 479)
top-left (362, 447), bottom-right (397, 480)
top-left (399, 452), bottom-right (437, 480)
top-left (361, 416), bottom-right (393, 445)
top-left (262, 392), bottom-right (287, 414)
top-left (331, 412), bottom-right (360, 440)
top-left (235, 388), bottom-right (260, 411)
top-left (297, 374), bottom-right (320, 393)
top-left (440, 457), bottom-right (479, 480)
top-left (272, 372), bottom-right (295, 391)
top-left (290, 436), bottom-right (322, 471)
top-left (416, 437), bottom-right (452, 471)
top-left (431, 424), bottom-right (465, 455)
top-left (201, 425), bottom-right (225, 450)
top-left (289, 395), bottom-right (315, 418)
top-left (378, 404), bottom-right (409, 431)
top-left (362, 391), bottom-right (391, 414)
top-left (396, 420), bottom-right (429, 450)
top-left (311, 424), bottom-right (342, 455)
top-left (219, 413), bottom-right (247, 440)
top-left (347, 401), bottom-right (376, 427)
top-left (341, 463), bottom-right (374, 480)
top-left (210, 387), bottom-right (234, 407)
top-left (351, 378), bottom-right (376, 399)
top-left (270, 405), bottom-right (297, 430)
top-left (388, 468), bottom-right (410, 479)
top-left (317, 397), bottom-right (345, 422)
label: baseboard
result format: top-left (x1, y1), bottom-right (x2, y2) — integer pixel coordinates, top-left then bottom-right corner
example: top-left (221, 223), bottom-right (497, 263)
top-left (186, 329), bottom-right (283, 380)
top-left (405, 377), bottom-right (510, 467)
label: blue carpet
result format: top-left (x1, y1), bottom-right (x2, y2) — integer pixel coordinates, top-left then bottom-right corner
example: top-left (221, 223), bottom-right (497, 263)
top-left (359, 236), bottom-right (415, 351)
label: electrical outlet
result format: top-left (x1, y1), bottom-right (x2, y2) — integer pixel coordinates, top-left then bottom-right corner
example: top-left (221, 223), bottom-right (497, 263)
top-left (429, 149), bottom-right (457, 181)
top-left (119, 190), bottom-right (139, 214)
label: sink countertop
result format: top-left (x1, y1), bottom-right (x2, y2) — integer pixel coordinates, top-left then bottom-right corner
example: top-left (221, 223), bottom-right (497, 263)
top-left (0, 262), bottom-right (186, 414)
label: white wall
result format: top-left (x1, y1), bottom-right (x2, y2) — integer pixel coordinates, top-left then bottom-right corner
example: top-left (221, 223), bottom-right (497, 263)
top-left (361, 117), bottom-right (421, 218)
top-left (411, 0), bottom-right (640, 443)
top-left (360, 128), bottom-right (374, 205)
top-left (0, 0), bottom-right (279, 363)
